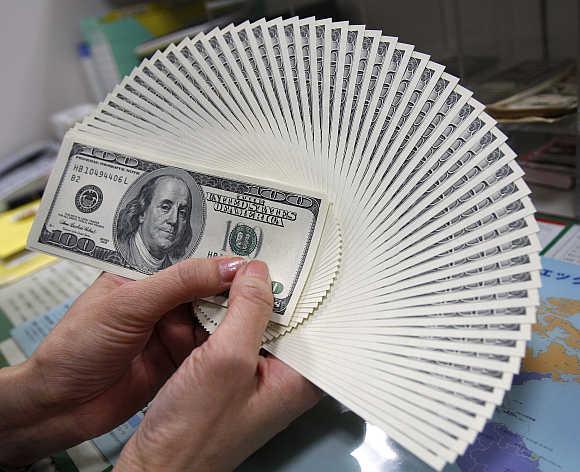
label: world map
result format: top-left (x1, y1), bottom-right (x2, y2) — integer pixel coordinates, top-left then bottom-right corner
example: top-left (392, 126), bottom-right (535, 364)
top-left (447, 257), bottom-right (580, 472)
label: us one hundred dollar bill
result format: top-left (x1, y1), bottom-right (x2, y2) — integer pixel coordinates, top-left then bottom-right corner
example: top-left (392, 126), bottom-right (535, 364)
top-left (28, 134), bottom-right (329, 325)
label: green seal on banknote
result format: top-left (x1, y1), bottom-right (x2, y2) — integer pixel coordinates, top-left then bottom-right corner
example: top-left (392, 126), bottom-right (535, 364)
top-left (229, 224), bottom-right (258, 256)
top-left (271, 281), bottom-right (284, 294)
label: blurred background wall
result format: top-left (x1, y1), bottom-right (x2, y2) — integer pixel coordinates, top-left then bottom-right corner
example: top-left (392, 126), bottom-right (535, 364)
top-left (0, 0), bottom-right (109, 154)
top-left (337, 0), bottom-right (576, 63)
top-left (0, 0), bottom-right (577, 155)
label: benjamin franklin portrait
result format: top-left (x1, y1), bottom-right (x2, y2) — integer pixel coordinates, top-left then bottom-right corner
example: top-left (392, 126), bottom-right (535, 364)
top-left (115, 168), bottom-right (205, 274)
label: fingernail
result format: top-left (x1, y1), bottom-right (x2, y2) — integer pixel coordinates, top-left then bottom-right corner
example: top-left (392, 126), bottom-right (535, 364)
top-left (245, 260), bottom-right (270, 282)
top-left (218, 258), bottom-right (246, 282)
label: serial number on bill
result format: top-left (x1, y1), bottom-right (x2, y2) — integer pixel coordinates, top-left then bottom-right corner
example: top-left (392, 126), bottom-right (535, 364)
top-left (70, 164), bottom-right (129, 184)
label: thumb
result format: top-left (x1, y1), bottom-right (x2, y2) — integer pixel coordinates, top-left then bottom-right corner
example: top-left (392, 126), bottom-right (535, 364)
top-left (103, 257), bottom-right (246, 329)
top-left (211, 260), bottom-right (273, 358)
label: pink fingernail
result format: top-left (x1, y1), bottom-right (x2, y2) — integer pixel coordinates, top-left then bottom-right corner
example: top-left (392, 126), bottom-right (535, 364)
top-left (245, 260), bottom-right (270, 282)
top-left (218, 258), bottom-right (246, 282)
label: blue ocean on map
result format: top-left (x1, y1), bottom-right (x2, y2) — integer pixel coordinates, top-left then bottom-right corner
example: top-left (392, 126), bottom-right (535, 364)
top-left (444, 257), bottom-right (580, 472)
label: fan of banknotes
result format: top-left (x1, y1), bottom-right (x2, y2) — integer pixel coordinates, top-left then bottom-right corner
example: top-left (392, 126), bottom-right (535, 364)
top-left (28, 17), bottom-right (540, 471)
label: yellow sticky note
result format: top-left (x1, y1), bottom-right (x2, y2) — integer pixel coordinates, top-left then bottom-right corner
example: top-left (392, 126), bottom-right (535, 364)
top-left (0, 200), bottom-right (41, 259)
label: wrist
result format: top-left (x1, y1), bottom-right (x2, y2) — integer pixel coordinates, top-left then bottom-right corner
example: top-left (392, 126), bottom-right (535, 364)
top-left (118, 421), bottom-right (223, 472)
top-left (0, 361), bottom-right (45, 430)
top-left (117, 430), bottom-right (196, 471)
top-left (0, 362), bottom-right (42, 466)
top-left (0, 361), bottom-right (76, 466)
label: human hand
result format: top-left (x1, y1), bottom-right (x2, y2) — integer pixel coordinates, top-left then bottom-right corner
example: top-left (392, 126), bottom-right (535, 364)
top-left (0, 258), bottom-right (320, 469)
top-left (116, 260), bottom-right (321, 471)
top-left (0, 257), bottom-right (243, 465)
